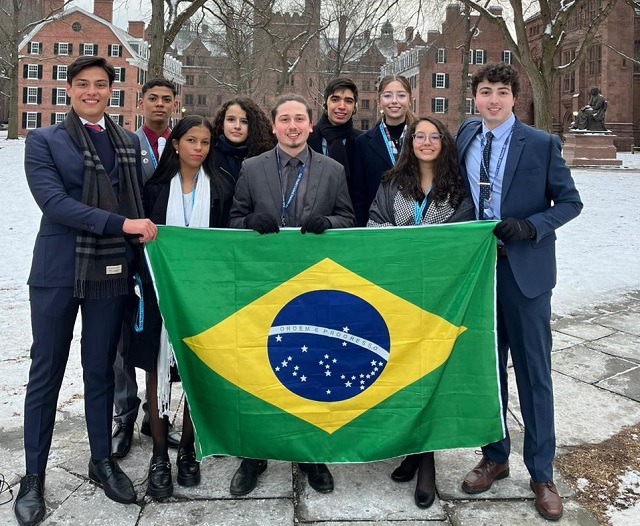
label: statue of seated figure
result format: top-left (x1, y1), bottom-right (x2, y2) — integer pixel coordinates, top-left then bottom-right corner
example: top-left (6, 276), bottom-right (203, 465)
top-left (571, 87), bottom-right (607, 131)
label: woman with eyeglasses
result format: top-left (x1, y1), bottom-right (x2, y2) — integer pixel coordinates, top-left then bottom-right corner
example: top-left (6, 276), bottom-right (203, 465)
top-left (367, 117), bottom-right (474, 509)
top-left (351, 74), bottom-right (415, 226)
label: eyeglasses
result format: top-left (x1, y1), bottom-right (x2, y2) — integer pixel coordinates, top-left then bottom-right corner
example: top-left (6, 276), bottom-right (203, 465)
top-left (380, 91), bottom-right (409, 102)
top-left (412, 132), bottom-right (443, 144)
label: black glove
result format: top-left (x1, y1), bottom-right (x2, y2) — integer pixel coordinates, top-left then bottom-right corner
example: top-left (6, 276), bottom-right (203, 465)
top-left (493, 218), bottom-right (536, 245)
top-left (301, 214), bottom-right (331, 234)
top-left (246, 213), bottom-right (280, 234)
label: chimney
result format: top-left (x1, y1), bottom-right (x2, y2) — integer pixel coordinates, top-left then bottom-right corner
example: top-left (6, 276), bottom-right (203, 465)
top-left (43, 0), bottom-right (64, 16)
top-left (405, 27), bottom-right (414, 42)
top-left (128, 21), bottom-right (145, 39)
top-left (94, 0), bottom-right (113, 23)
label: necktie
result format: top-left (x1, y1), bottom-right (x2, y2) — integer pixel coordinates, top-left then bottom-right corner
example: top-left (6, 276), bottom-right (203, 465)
top-left (84, 123), bottom-right (102, 133)
top-left (157, 137), bottom-right (166, 158)
top-left (479, 131), bottom-right (493, 220)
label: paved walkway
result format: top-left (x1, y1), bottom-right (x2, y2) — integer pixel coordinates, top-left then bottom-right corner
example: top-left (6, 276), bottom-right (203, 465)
top-left (1, 290), bottom-right (639, 525)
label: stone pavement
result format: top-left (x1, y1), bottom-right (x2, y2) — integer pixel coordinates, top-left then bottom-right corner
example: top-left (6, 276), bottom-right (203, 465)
top-left (1, 290), bottom-right (639, 525)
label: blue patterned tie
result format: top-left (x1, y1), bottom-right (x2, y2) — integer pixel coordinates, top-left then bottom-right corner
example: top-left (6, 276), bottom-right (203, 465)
top-left (479, 131), bottom-right (493, 220)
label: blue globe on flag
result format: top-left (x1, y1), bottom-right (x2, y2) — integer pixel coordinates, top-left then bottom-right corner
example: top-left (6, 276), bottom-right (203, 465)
top-left (267, 290), bottom-right (390, 402)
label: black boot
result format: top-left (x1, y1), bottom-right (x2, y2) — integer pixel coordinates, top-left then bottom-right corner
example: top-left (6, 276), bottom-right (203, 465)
top-left (391, 454), bottom-right (420, 482)
top-left (229, 459), bottom-right (267, 496)
top-left (414, 452), bottom-right (436, 509)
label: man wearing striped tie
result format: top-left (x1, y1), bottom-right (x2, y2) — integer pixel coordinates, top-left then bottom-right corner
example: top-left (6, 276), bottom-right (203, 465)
top-left (111, 78), bottom-right (179, 459)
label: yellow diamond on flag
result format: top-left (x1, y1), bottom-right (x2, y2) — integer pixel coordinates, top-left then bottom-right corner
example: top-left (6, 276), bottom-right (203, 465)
top-left (184, 258), bottom-right (466, 434)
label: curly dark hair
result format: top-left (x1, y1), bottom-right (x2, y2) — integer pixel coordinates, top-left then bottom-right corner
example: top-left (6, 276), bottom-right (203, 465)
top-left (382, 117), bottom-right (467, 208)
top-left (471, 62), bottom-right (520, 98)
top-left (211, 97), bottom-right (275, 157)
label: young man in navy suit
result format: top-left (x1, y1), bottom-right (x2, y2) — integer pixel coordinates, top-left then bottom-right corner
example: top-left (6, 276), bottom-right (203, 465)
top-left (15, 56), bottom-right (157, 526)
top-left (456, 63), bottom-right (582, 521)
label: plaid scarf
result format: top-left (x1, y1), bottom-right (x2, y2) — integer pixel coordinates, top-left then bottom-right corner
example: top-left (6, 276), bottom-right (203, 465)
top-left (63, 109), bottom-right (145, 299)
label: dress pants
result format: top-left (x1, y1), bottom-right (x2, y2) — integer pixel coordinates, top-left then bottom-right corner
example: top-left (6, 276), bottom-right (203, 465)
top-left (25, 286), bottom-right (127, 474)
top-left (482, 257), bottom-right (555, 482)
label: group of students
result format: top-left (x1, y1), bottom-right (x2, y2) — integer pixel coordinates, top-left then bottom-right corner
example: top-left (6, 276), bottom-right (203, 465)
top-left (14, 55), bottom-right (582, 526)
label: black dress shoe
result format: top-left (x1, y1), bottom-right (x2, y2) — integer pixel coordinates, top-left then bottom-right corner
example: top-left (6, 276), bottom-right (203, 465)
top-left (391, 454), bottom-right (420, 482)
top-left (141, 414), bottom-right (181, 449)
top-left (88, 457), bottom-right (136, 504)
top-left (14, 473), bottom-right (46, 526)
top-left (299, 463), bottom-right (334, 493)
top-left (230, 459), bottom-right (267, 496)
top-left (176, 448), bottom-right (200, 487)
top-left (147, 455), bottom-right (173, 499)
top-left (111, 421), bottom-right (134, 459)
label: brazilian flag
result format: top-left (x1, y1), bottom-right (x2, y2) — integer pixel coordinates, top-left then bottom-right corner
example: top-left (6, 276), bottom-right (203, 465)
top-left (144, 222), bottom-right (503, 462)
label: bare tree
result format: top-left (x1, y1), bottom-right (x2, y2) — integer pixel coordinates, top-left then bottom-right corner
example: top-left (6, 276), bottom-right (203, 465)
top-left (147, 0), bottom-right (209, 77)
top-left (0, 0), bottom-right (74, 139)
top-left (456, 0), bottom-right (621, 132)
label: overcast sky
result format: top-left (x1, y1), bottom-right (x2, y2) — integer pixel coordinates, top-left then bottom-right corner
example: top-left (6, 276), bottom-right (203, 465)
top-left (70, 0), bottom-right (149, 30)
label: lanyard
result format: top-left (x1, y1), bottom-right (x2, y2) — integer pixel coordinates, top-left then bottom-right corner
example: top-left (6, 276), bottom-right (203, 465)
top-left (379, 122), bottom-right (404, 165)
top-left (275, 146), bottom-right (305, 227)
top-left (413, 198), bottom-right (428, 225)
top-left (479, 125), bottom-right (514, 191)
top-left (178, 170), bottom-right (199, 226)
top-left (141, 131), bottom-right (160, 169)
top-left (133, 273), bottom-right (144, 332)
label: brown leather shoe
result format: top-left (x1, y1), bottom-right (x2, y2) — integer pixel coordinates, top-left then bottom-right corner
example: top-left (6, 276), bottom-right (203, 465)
top-left (461, 456), bottom-right (509, 494)
top-left (530, 480), bottom-right (563, 521)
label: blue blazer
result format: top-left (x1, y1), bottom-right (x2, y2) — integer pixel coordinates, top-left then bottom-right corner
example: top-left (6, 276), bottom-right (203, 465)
top-left (25, 123), bottom-right (142, 288)
top-left (351, 125), bottom-right (396, 227)
top-left (456, 117), bottom-right (583, 298)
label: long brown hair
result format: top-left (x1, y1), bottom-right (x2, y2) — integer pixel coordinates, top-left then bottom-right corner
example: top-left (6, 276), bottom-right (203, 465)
top-left (381, 117), bottom-right (467, 207)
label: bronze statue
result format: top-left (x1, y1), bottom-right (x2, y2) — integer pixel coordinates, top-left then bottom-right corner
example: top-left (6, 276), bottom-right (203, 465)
top-left (571, 87), bottom-right (607, 131)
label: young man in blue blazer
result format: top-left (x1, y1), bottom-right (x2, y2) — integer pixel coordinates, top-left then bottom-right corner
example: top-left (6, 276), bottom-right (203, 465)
top-left (456, 63), bottom-right (582, 521)
top-left (15, 56), bottom-right (157, 526)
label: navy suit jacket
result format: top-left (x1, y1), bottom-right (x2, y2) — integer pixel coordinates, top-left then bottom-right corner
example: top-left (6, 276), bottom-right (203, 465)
top-left (25, 123), bottom-right (142, 288)
top-left (351, 125), bottom-right (395, 226)
top-left (456, 117), bottom-right (583, 298)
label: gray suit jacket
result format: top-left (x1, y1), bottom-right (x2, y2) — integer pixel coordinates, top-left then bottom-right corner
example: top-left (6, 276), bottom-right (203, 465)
top-left (228, 146), bottom-right (355, 229)
top-left (135, 127), bottom-right (160, 184)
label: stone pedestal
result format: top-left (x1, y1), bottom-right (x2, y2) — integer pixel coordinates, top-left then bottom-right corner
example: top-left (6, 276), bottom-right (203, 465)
top-left (563, 132), bottom-right (622, 167)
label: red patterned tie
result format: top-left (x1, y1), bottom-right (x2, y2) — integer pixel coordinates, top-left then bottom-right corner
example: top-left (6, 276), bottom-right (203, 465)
top-left (84, 123), bottom-right (102, 133)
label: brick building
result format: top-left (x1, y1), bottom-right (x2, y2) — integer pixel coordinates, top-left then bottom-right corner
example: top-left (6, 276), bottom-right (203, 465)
top-left (380, 5), bottom-right (532, 134)
top-left (17, 0), bottom-right (184, 135)
top-left (527, 1), bottom-right (639, 150)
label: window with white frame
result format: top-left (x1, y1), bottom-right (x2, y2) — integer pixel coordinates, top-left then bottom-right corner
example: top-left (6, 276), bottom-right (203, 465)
top-left (109, 114), bottom-right (123, 125)
top-left (53, 112), bottom-right (66, 124)
top-left (114, 67), bottom-right (125, 82)
top-left (435, 73), bottom-right (447, 88)
top-left (475, 49), bottom-right (486, 65)
top-left (26, 87), bottom-right (39, 105)
top-left (109, 44), bottom-right (121, 57)
top-left (81, 43), bottom-right (97, 56)
top-left (26, 112), bottom-right (39, 129)
top-left (54, 88), bottom-right (67, 105)
top-left (467, 74), bottom-right (472, 90)
top-left (502, 50), bottom-right (512, 64)
top-left (29, 42), bottom-right (42, 54)
top-left (465, 98), bottom-right (477, 115)
top-left (135, 115), bottom-right (144, 129)
top-left (437, 48), bottom-right (446, 64)
top-left (110, 90), bottom-right (123, 107)
top-left (56, 43), bottom-right (70, 55)
top-left (54, 65), bottom-right (67, 81)
top-left (27, 65), bottom-right (40, 79)
top-left (433, 97), bottom-right (447, 113)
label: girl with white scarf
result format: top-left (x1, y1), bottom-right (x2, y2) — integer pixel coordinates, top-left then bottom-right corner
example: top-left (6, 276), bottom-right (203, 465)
top-left (130, 116), bottom-right (233, 499)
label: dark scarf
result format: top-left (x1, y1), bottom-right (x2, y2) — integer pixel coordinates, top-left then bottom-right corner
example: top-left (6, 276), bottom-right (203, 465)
top-left (313, 114), bottom-right (354, 178)
top-left (63, 109), bottom-right (145, 299)
top-left (215, 134), bottom-right (248, 183)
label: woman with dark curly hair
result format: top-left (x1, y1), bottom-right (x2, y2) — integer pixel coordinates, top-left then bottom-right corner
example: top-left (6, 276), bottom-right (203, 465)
top-left (368, 116), bottom-right (474, 228)
top-left (367, 117), bottom-right (474, 509)
top-left (211, 97), bottom-right (276, 184)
